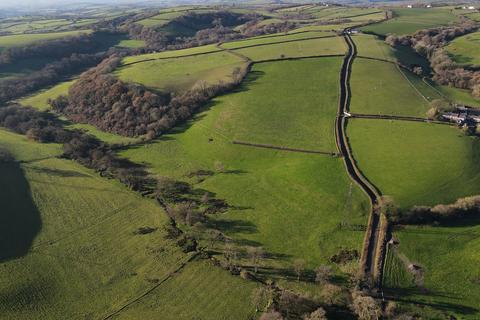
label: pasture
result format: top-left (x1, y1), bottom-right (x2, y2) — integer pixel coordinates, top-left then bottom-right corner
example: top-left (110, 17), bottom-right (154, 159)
top-left (115, 51), bottom-right (246, 93)
top-left (348, 119), bottom-right (480, 209)
top-left (446, 30), bottom-right (480, 65)
top-left (19, 80), bottom-right (75, 111)
top-left (121, 44), bottom-right (221, 64)
top-left (361, 8), bottom-right (458, 35)
top-left (221, 31), bottom-right (336, 50)
top-left (350, 58), bottom-right (430, 116)
top-left (384, 223), bottom-right (480, 319)
top-left (233, 36), bottom-right (346, 61)
top-left (119, 59), bottom-right (369, 271)
top-left (0, 30), bottom-right (92, 51)
top-left (0, 129), bottom-right (255, 319)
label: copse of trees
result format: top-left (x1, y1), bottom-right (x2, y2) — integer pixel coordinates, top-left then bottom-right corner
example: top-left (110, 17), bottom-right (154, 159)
top-left (51, 56), bottom-right (250, 139)
top-left (385, 21), bottom-right (480, 97)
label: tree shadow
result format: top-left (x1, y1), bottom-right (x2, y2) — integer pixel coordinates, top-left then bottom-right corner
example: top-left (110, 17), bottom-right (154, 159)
top-left (207, 219), bottom-right (257, 234)
top-left (384, 286), bottom-right (479, 315)
top-left (26, 166), bottom-right (90, 178)
top-left (0, 162), bottom-right (41, 262)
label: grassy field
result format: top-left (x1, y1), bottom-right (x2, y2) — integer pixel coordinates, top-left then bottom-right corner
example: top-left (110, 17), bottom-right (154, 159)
top-left (19, 80), bottom-right (75, 111)
top-left (122, 44), bottom-right (221, 64)
top-left (234, 36), bottom-right (346, 61)
top-left (384, 223), bottom-right (480, 319)
top-left (222, 31), bottom-right (336, 50)
top-left (361, 8), bottom-right (458, 36)
top-left (350, 58), bottom-right (430, 116)
top-left (348, 119), bottom-right (480, 209)
top-left (115, 51), bottom-right (245, 93)
top-left (352, 33), bottom-right (430, 70)
top-left (0, 128), bottom-right (256, 319)
top-left (119, 59), bottom-right (369, 271)
top-left (116, 39), bottom-right (146, 48)
top-left (446, 30), bottom-right (480, 65)
top-left (0, 30), bottom-right (92, 51)
top-left (111, 260), bottom-right (259, 320)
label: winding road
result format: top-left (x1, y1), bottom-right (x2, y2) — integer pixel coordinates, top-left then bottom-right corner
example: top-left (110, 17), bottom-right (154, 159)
top-left (335, 29), bottom-right (384, 284)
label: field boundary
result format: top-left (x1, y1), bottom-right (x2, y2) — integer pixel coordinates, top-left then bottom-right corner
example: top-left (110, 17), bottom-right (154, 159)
top-left (232, 140), bottom-right (340, 156)
top-left (228, 34), bottom-right (338, 50)
top-left (349, 113), bottom-right (453, 125)
top-left (102, 252), bottom-right (200, 320)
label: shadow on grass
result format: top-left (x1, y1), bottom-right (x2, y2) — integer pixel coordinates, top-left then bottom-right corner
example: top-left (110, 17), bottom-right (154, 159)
top-left (26, 166), bottom-right (89, 178)
top-left (207, 219), bottom-right (257, 234)
top-left (0, 162), bottom-right (41, 262)
top-left (384, 286), bottom-right (479, 315)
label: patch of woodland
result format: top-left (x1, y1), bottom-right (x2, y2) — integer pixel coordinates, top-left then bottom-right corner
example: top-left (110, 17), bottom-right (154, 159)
top-left (389, 195), bottom-right (480, 225)
top-left (385, 21), bottom-right (480, 97)
top-left (50, 55), bottom-right (249, 139)
top-left (123, 11), bottom-right (296, 51)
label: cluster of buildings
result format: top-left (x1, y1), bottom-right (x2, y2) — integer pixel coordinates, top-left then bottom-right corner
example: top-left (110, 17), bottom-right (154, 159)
top-left (441, 106), bottom-right (480, 125)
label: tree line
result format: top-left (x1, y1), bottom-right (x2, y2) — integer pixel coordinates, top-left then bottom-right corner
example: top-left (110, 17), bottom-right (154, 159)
top-left (50, 55), bottom-right (249, 139)
top-left (385, 21), bottom-right (480, 98)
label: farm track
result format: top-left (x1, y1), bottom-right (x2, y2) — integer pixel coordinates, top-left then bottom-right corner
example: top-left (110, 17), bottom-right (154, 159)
top-left (335, 30), bottom-right (384, 285)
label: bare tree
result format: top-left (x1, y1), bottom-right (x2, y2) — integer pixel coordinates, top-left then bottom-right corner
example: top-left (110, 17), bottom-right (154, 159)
top-left (320, 283), bottom-right (343, 305)
top-left (248, 246), bottom-right (264, 273)
top-left (259, 311), bottom-right (283, 320)
top-left (303, 308), bottom-right (327, 320)
top-left (293, 259), bottom-right (306, 281)
top-left (315, 265), bottom-right (332, 284)
top-left (350, 291), bottom-right (382, 320)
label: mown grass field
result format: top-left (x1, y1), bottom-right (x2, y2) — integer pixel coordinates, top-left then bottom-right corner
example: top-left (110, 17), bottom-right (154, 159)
top-left (120, 59), bottom-right (369, 270)
top-left (350, 58), bottom-right (430, 116)
top-left (348, 119), bottom-right (480, 209)
top-left (361, 8), bottom-right (458, 35)
top-left (0, 30), bottom-right (92, 51)
top-left (0, 129), bottom-right (256, 319)
top-left (446, 30), bottom-right (480, 65)
top-left (115, 51), bottom-right (245, 93)
top-left (385, 223), bottom-right (480, 319)
top-left (234, 36), bottom-right (346, 61)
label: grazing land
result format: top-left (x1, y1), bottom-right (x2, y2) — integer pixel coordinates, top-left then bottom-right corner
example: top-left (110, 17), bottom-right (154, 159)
top-left (384, 223), bottom-right (480, 320)
top-left (0, 129), bottom-right (256, 320)
top-left (361, 8), bottom-right (458, 35)
top-left (446, 30), bottom-right (480, 65)
top-left (350, 58), bottom-right (430, 116)
top-left (234, 36), bottom-right (346, 61)
top-left (120, 59), bottom-right (369, 269)
top-left (0, 30), bottom-right (92, 51)
top-left (115, 51), bottom-right (246, 93)
top-left (348, 119), bottom-right (480, 209)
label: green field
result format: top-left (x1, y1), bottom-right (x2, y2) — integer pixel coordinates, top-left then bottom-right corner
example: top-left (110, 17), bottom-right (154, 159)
top-left (111, 260), bottom-right (258, 320)
top-left (120, 59), bottom-right (369, 270)
top-left (348, 119), bottom-right (480, 209)
top-left (446, 30), bottom-right (480, 65)
top-left (116, 39), bottom-right (146, 48)
top-left (19, 80), bottom-right (75, 111)
top-left (234, 36), bottom-right (346, 61)
top-left (384, 223), bottom-right (480, 319)
top-left (222, 31), bottom-right (336, 50)
top-left (122, 44), bottom-right (221, 64)
top-left (0, 129), bottom-right (257, 319)
top-left (116, 51), bottom-right (245, 93)
top-left (0, 30), bottom-right (92, 51)
top-left (350, 58), bottom-right (430, 116)
top-left (361, 8), bottom-right (458, 35)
